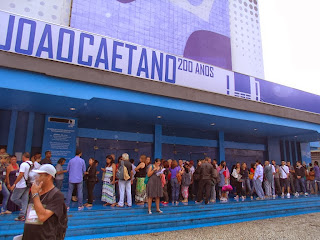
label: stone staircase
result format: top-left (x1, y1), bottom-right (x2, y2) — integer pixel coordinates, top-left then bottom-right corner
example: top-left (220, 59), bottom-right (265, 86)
top-left (1, 196), bottom-right (320, 240)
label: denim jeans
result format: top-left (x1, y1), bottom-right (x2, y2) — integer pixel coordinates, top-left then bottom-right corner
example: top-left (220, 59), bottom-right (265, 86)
top-left (11, 187), bottom-right (29, 217)
top-left (55, 179), bottom-right (63, 190)
top-left (171, 178), bottom-right (180, 202)
top-left (316, 180), bottom-right (320, 194)
top-left (244, 178), bottom-right (252, 196)
top-left (254, 179), bottom-right (264, 199)
top-left (66, 182), bottom-right (83, 207)
top-left (307, 180), bottom-right (315, 193)
top-left (296, 178), bottom-right (306, 193)
top-left (1, 182), bottom-right (10, 212)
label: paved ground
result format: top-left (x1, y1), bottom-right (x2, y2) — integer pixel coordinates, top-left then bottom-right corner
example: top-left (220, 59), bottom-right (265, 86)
top-left (95, 212), bottom-right (320, 240)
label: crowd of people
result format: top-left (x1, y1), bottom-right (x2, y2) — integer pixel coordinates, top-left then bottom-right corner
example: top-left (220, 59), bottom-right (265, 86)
top-left (1, 147), bottom-right (320, 219)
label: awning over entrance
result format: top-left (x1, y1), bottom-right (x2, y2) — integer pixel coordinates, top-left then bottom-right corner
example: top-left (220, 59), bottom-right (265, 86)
top-left (1, 67), bottom-right (320, 143)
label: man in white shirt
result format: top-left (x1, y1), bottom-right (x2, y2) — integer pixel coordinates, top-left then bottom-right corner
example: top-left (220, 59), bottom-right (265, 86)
top-left (10, 152), bottom-right (33, 221)
top-left (253, 160), bottom-right (264, 200)
top-left (279, 160), bottom-right (290, 198)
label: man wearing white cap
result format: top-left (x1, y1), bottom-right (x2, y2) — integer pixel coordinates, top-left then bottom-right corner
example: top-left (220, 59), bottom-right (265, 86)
top-left (21, 164), bottom-right (67, 240)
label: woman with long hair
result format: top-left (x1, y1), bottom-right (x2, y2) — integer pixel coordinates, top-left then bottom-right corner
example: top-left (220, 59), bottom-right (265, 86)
top-left (170, 160), bottom-right (184, 205)
top-left (101, 155), bottom-right (116, 206)
top-left (219, 161), bottom-right (230, 202)
top-left (240, 162), bottom-right (252, 199)
top-left (146, 158), bottom-right (163, 214)
top-left (135, 155), bottom-right (147, 205)
top-left (5, 155), bottom-right (19, 212)
top-left (232, 162), bottom-right (244, 201)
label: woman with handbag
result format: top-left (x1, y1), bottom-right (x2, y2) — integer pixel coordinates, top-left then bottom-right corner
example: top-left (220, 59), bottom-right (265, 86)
top-left (101, 155), bottom-right (116, 206)
top-left (169, 160), bottom-right (184, 205)
top-left (219, 161), bottom-right (231, 202)
top-left (134, 155), bottom-right (147, 205)
top-left (232, 162), bottom-right (244, 201)
top-left (146, 158), bottom-right (163, 214)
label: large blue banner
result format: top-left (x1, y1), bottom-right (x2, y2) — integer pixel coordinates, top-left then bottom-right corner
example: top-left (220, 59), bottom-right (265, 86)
top-left (0, 10), bottom-right (319, 115)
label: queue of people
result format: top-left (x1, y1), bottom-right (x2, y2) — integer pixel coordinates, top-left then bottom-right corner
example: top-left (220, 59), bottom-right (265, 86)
top-left (61, 151), bottom-right (320, 214)
top-left (1, 147), bottom-right (320, 218)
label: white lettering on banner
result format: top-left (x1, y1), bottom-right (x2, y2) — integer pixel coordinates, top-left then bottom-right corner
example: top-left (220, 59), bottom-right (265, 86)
top-left (0, 11), bottom-right (260, 100)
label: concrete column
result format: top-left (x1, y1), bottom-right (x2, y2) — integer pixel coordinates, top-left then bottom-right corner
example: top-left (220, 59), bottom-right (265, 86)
top-left (282, 139), bottom-right (287, 163)
top-left (25, 112), bottom-right (35, 153)
top-left (7, 110), bottom-right (18, 154)
top-left (267, 137), bottom-right (281, 163)
top-left (294, 140), bottom-right (298, 164)
top-left (288, 141), bottom-right (293, 164)
top-left (154, 124), bottom-right (162, 159)
top-left (218, 131), bottom-right (225, 163)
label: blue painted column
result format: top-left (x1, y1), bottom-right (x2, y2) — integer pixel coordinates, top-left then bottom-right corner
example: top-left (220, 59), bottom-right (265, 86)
top-left (267, 137), bottom-right (281, 162)
top-left (154, 124), bottom-right (162, 159)
top-left (282, 139), bottom-right (287, 163)
top-left (218, 131), bottom-right (225, 163)
top-left (288, 141), bottom-right (293, 164)
top-left (294, 140), bottom-right (298, 164)
top-left (7, 110), bottom-right (18, 154)
top-left (25, 112), bottom-right (35, 153)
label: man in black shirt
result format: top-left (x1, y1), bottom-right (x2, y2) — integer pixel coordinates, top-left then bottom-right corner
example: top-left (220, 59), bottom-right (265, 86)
top-left (40, 151), bottom-right (52, 165)
top-left (22, 164), bottom-right (67, 240)
top-left (196, 158), bottom-right (215, 204)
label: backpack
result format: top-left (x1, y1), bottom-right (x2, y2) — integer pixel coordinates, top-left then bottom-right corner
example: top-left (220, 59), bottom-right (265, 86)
top-left (182, 172), bottom-right (191, 186)
top-left (47, 187), bottom-right (68, 240)
top-left (24, 162), bottom-right (34, 188)
top-left (116, 161), bottom-right (130, 181)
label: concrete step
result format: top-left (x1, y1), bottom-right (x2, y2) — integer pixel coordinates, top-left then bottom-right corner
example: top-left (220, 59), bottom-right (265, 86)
top-left (64, 203), bottom-right (320, 237)
top-left (1, 196), bottom-right (320, 240)
top-left (1, 196), bottom-right (316, 230)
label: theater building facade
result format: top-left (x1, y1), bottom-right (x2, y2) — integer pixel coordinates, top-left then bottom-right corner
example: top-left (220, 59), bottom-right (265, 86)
top-left (0, 0), bottom-right (319, 195)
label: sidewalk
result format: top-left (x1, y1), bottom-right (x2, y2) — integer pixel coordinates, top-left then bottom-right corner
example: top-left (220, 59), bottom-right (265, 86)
top-left (99, 212), bottom-right (320, 240)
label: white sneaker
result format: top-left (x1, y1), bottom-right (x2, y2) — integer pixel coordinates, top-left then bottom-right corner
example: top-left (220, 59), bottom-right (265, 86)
top-left (281, 193), bottom-right (285, 199)
top-left (294, 192), bottom-right (299, 197)
top-left (272, 195), bottom-right (276, 199)
top-left (305, 192), bottom-right (309, 196)
top-left (286, 193), bottom-right (290, 198)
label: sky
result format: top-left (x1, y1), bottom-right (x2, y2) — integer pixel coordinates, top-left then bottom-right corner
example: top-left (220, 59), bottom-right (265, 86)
top-left (258, 0), bottom-right (320, 95)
